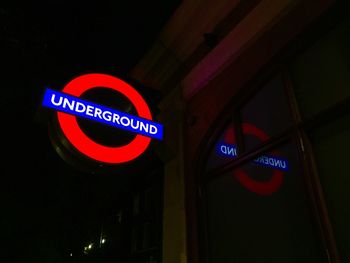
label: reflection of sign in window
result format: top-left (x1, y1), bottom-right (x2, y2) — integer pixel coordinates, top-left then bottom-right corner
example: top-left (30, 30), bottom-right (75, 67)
top-left (216, 143), bottom-right (237, 157)
top-left (253, 155), bottom-right (288, 171)
top-left (214, 123), bottom-right (289, 195)
top-left (216, 142), bottom-right (289, 171)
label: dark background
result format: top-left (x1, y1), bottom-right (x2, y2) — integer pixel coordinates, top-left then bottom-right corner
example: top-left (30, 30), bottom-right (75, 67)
top-left (0, 3), bottom-right (179, 262)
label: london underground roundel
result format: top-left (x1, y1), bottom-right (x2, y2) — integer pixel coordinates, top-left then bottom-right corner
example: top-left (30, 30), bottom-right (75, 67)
top-left (216, 123), bottom-right (288, 195)
top-left (42, 73), bottom-right (163, 164)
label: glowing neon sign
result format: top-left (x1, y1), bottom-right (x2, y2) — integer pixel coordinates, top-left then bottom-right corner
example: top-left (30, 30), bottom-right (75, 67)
top-left (42, 73), bottom-right (163, 164)
top-left (43, 89), bottom-right (163, 140)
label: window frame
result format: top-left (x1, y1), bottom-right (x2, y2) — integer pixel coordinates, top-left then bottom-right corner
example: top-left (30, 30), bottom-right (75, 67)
top-left (194, 65), bottom-right (345, 263)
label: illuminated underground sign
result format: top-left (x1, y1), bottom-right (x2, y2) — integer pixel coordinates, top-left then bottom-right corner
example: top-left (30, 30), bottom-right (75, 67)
top-left (42, 73), bottom-right (163, 164)
top-left (217, 143), bottom-right (289, 171)
top-left (43, 89), bottom-right (162, 140)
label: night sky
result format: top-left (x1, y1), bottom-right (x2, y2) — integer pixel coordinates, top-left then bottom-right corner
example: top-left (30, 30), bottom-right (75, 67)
top-left (0, 3), bottom-right (179, 262)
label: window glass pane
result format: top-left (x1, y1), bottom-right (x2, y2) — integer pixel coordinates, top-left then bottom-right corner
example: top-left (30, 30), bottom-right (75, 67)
top-left (288, 17), bottom-right (350, 119)
top-left (309, 113), bottom-right (350, 262)
top-left (241, 74), bottom-right (293, 152)
top-left (205, 122), bottom-right (237, 172)
top-left (205, 142), bottom-right (326, 263)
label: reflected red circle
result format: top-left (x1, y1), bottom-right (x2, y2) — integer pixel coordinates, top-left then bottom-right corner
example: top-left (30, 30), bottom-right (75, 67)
top-left (57, 73), bottom-right (152, 164)
top-left (225, 123), bottom-right (283, 195)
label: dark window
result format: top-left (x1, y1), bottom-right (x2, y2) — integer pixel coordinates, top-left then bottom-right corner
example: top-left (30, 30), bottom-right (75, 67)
top-left (288, 17), bottom-right (350, 119)
top-left (288, 14), bottom-right (350, 263)
top-left (309, 114), bottom-right (350, 262)
top-left (204, 136), bottom-right (326, 263)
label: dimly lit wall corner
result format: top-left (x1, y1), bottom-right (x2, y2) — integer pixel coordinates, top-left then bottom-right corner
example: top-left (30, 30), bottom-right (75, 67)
top-left (130, 0), bottom-right (347, 263)
top-left (130, 50), bottom-right (188, 263)
top-left (158, 86), bottom-right (187, 263)
top-left (129, 1), bottom-right (243, 262)
top-left (130, 0), bottom-right (250, 260)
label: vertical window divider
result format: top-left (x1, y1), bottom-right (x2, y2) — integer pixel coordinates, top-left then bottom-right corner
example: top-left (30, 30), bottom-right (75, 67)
top-left (283, 68), bottom-right (341, 263)
top-left (300, 130), bottom-right (341, 263)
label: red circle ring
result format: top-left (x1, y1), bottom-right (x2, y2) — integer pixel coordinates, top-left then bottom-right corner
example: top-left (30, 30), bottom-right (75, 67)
top-left (57, 73), bottom-right (152, 164)
top-left (225, 123), bottom-right (283, 195)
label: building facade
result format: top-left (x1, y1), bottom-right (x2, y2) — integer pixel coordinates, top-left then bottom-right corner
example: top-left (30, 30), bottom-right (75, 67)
top-left (130, 1), bottom-right (349, 262)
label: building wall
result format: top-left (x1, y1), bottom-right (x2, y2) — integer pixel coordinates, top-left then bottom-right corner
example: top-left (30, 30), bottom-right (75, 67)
top-left (157, 87), bottom-right (188, 263)
top-left (183, 0), bottom-right (335, 160)
top-left (182, 1), bottom-right (342, 263)
top-left (130, 1), bottom-right (346, 262)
